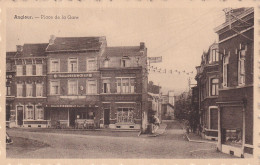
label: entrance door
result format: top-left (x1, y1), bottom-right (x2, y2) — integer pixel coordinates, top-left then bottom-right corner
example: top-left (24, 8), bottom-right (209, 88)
top-left (104, 108), bottom-right (110, 125)
top-left (17, 106), bottom-right (23, 126)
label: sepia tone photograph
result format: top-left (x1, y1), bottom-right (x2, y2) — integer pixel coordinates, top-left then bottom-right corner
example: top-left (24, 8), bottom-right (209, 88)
top-left (4, 6), bottom-right (254, 160)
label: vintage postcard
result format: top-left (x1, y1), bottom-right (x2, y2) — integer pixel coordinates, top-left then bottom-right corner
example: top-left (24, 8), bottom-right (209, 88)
top-left (0, 0), bottom-right (258, 165)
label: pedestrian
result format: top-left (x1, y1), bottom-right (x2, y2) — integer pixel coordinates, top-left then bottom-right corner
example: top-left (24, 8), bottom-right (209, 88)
top-left (151, 114), bottom-right (160, 134)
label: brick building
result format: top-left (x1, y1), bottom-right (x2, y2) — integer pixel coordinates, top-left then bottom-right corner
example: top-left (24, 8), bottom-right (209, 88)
top-left (195, 43), bottom-right (219, 140)
top-left (11, 43), bottom-right (49, 128)
top-left (214, 7), bottom-right (254, 157)
top-left (6, 52), bottom-right (16, 128)
top-left (6, 36), bottom-right (148, 131)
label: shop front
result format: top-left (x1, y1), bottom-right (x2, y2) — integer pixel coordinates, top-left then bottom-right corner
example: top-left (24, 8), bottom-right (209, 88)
top-left (46, 104), bottom-right (99, 129)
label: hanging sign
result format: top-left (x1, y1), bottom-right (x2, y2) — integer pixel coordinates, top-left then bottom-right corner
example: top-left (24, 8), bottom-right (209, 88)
top-left (148, 56), bottom-right (162, 63)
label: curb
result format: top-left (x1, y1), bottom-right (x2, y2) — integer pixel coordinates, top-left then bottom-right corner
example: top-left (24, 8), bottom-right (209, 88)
top-left (185, 133), bottom-right (217, 144)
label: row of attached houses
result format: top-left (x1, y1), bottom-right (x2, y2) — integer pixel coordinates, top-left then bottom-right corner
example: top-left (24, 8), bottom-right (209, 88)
top-left (6, 36), bottom-right (149, 132)
top-left (194, 7), bottom-right (254, 157)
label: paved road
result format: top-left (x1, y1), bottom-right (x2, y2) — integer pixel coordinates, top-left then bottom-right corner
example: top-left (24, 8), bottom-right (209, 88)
top-left (6, 120), bottom-right (235, 159)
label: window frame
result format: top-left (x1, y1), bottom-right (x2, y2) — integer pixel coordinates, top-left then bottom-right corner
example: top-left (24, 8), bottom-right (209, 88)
top-left (116, 77), bottom-right (136, 94)
top-left (86, 79), bottom-right (97, 94)
top-left (68, 80), bottom-right (78, 95)
top-left (36, 64), bottom-right (43, 76)
top-left (26, 83), bottom-right (33, 97)
top-left (26, 65), bottom-right (33, 76)
top-left (238, 50), bottom-right (246, 86)
top-left (16, 65), bottom-right (23, 76)
top-left (86, 58), bottom-right (97, 71)
top-left (102, 78), bottom-right (111, 94)
top-left (36, 83), bottom-right (43, 97)
top-left (50, 80), bottom-right (60, 95)
top-left (35, 105), bottom-right (44, 120)
top-left (25, 104), bottom-right (34, 120)
top-left (223, 52), bottom-right (229, 87)
top-left (50, 59), bottom-right (60, 73)
top-left (210, 78), bottom-right (219, 96)
top-left (117, 107), bottom-right (134, 123)
top-left (68, 57), bottom-right (78, 73)
top-left (16, 84), bottom-right (23, 97)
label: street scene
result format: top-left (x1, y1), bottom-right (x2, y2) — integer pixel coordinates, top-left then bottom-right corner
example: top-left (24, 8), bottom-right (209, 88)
top-left (5, 7), bottom-right (253, 159)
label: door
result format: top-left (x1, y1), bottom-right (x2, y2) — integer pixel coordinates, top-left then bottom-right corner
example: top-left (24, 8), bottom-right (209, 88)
top-left (104, 108), bottom-right (110, 125)
top-left (17, 106), bottom-right (23, 126)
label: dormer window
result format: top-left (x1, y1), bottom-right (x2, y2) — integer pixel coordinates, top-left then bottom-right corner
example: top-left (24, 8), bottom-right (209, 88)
top-left (104, 57), bottom-right (109, 68)
top-left (121, 56), bottom-right (130, 67)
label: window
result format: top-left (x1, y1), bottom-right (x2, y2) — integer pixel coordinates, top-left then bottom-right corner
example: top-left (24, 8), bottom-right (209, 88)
top-left (117, 108), bottom-right (134, 123)
top-left (68, 80), bottom-right (78, 95)
top-left (6, 86), bottom-right (11, 96)
top-left (87, 80), bottom-right (97, 94)
top-left (68, 58), bottom-right (78, 72)
top-left (116, 78), bottom-right (135, 93)
top-left (26, 65), bottom-right (33, 75)
top-left (50, 59), bottom-right (59, 72)
top-left (35, 105), bottom-right (44, 120)
top-left (36, 84), bottom-right (43, 97)
top-left (211, 49), bottom-right (219, 63)
top-left (104, 60), bottom-right (109, 68)
top-left (50, 81), bottom-right (60, 95)
top-left (223, 52), bottom-right (229, 87)
top-left (87, 58), bottom-right (96, 71)
top-left (25, 105), bottom-right (34, 120)
top-left (26, 84), bottom-right (33, 97)
top-left (210, 78), bottom-right (219, 96)
top-left (36, 64), bottom-right (43, 75)
top-left (102, 79), bottom-right (111, 93)
top-left (16, 65), bottom-right (23, 76)
top-left (238, 50), bottom-right (246, 85)
top-left (17, 84), bottom-right (23, 97)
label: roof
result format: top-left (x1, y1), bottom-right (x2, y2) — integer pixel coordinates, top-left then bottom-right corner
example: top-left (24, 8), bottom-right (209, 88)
top-left (103, 46), bottom-right (143, 57)
top-left (46, 37), bottom-right (103, 52)
top-left (6, 51), bottom-right (16, 59)
top-left (15, 43), bottom-right (48, 58)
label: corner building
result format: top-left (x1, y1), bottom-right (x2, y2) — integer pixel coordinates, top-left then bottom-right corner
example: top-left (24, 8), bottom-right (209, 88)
top-left (214, 8), bottom-right (254, 157)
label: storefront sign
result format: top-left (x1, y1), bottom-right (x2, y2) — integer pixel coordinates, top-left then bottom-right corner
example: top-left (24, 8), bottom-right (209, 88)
top-left (53, 73), bottom-right (93, 78)
top-left (48, 105), bottom-right (86, 108)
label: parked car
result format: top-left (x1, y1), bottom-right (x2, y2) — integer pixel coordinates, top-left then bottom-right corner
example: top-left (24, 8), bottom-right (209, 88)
top-left (6, 132), bottom-right (13, 144)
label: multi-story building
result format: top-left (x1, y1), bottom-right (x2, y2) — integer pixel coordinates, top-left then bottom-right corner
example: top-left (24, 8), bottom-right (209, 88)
top-left (45, 36), bottom-right (106, 128)
top-left (99, 44), bottom-right (148, 130)
top-left (214, 7), bottom-right (254, 157)
top-left (161, 91), bottom-right (175, 120)
top-left (195, 43), bottom-right (219, 141)
top-left (12, 43), bottom-right (49, 128)
top-left (6, 52), bottom-right (16, 128)
top-left (6, 35), bottom-right (148, 131)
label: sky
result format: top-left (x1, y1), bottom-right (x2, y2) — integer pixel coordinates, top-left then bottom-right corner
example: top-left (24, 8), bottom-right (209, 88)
top-left (6, 8), bottom-right (225, 95)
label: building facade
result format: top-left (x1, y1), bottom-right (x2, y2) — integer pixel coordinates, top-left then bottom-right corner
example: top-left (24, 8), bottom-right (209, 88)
top-left (214, 7), bottom-right (254, 157)
top-left (6, 36), bottom-right (148, 131)
top-left (195, 43), bottom-right (219, 141)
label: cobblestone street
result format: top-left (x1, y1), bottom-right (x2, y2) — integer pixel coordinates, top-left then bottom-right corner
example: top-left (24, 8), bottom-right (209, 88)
top-left (6, 120), bottom-right (236, 159)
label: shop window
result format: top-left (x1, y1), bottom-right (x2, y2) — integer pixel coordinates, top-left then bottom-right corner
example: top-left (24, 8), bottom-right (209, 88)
top-left (25, 105), bottom-right (34, 120)
top-left (102, 79), bottom-right (111, 93)
top-left (68, 58), bottom-right (78, 72)
top-left (116, 78), bottom-right (135, 93)
top-left (210, 78), bottom-right (219, 96)
top-left (50, 59), bottom-right (59, 72)
top-left (35, 105), bottom-right (44, 120)
top-left (17, 84), bottom-right (23, 97)
top-left (68, 80), bottom-right (78, 95)
top-left (50, 81), bottom-right (60, 95)
top-left (36, 83), bottom-right (43, 97)
top-left (26, 65), bottom-right (33, 76)
top-left (87, 58), bottom-right (97, 71)
top-left (117, 108), bottom-right (134, 123)
top-left (26, 84), bottom-right (33, 97)
top-left (87, 80), bottom-right (97, 94)
top-left (36, 64), bottom-right (43, 75)
top-left (238, 49), bottom-right (246, 85)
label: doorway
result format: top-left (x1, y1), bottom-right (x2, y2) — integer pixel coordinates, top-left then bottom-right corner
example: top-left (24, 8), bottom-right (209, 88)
top-left (104, 108), bottom-right (110, 125)
top-left (17, 106), bottom-right (23, 126)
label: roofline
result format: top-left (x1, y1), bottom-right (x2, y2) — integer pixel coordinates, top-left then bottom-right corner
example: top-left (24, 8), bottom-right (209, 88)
top-left (214, 7), bottom-right (254, 33)
top-left (46, 49), bottom-right (100, 53)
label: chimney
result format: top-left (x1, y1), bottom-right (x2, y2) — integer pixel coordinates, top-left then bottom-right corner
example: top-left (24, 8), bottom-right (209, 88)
top-left (49, 35), bottom-right (56, 45)
top-left (140, 42), bottom-right (145, 50)
top-left (16, 45), bottom-right (23, 52)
